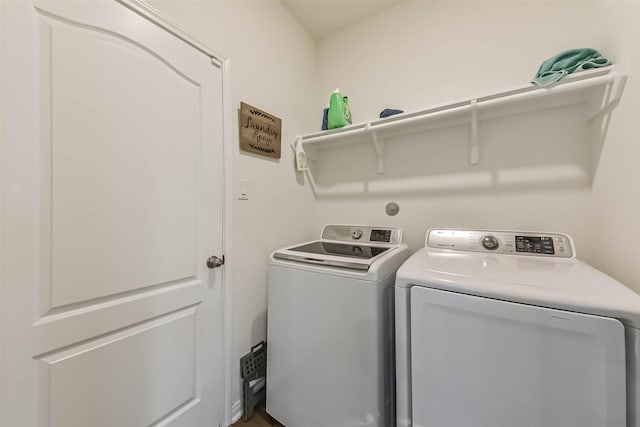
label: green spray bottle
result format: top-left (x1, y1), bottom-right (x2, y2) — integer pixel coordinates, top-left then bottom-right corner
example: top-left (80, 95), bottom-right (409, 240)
top-left (327, 88), bottom-right (352, 129)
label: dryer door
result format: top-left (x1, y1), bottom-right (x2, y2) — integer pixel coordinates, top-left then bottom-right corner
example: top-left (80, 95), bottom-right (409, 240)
top-left (410, 287), bottom-right (626, 427)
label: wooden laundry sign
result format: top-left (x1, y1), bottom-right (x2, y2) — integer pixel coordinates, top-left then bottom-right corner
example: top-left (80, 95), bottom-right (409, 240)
top-left (239, 102), bottom-right (282, 159)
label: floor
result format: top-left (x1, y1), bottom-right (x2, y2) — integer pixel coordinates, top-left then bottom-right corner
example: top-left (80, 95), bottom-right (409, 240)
top-left (231, 408), bottom-right (283, 427)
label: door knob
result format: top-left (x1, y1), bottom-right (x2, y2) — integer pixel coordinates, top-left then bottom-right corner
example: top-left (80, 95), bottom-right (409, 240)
top-left (207, 255), bottom-right (225, 269)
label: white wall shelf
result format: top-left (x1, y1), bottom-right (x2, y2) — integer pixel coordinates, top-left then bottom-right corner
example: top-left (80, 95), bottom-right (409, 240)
top-left (294, 66), bottom-right (626, 174)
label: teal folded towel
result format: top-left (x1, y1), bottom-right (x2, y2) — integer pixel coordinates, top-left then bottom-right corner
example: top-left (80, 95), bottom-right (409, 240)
top-left (532, 48), bottom-right (610, 87)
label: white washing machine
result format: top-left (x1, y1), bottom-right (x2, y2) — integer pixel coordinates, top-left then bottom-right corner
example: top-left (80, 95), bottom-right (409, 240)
top-left (395, 229), bottom-right (640, 427)
top-left (267, 225), bottom-right (411, 427)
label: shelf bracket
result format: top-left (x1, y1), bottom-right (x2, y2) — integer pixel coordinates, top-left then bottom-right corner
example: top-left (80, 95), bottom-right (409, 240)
top-left (293, 137), bottom-right (308, 171)
top-left (588, 71), bottom-right (627, 122)
top-left (470, 99), bottom-right (480, 165)
top-left (366, 124), bottom-right (385, 174)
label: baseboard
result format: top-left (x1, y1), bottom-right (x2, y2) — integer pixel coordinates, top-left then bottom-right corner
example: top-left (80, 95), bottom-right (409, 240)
top-left (230, 399), bottom-right (243, 425)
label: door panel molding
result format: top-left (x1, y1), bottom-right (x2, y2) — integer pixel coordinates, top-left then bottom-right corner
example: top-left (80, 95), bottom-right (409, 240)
top-left (37, 307), bottom-right (199, 427)
top-left (35, 9), bottom-right (202, 86)
top-left (46, 16), bottom-right (202, 307)
top-left (39, 276), bottom-right (200, 318)
top-left (33, 282), bottom-right (205, 356)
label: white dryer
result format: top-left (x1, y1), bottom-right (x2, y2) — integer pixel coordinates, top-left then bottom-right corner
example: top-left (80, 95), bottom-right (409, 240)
top-left (267, 225), bottom-right (411, 427)
top-left (395, 229), bottom-right (640, 427)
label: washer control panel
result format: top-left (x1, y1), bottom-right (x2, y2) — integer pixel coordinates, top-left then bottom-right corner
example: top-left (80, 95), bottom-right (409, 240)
top-left (322, 225), bottom-right (402, 245)
top-left (427, 229), bottom-right (574, 258)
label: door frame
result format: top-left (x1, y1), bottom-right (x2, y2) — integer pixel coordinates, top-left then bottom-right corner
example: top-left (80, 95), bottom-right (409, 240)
top-left (81, 1), bottom-right (235, 425)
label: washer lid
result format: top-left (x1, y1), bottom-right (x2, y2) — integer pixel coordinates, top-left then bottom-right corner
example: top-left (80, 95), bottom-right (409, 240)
top-left (273, 240), bottom-right (396, 271)
top-left (272, 225), bottom-right (406, 272)
top-left (287, 241), bottom-right (391, 260)
top-left (396, 247), bottom-right (640, 329)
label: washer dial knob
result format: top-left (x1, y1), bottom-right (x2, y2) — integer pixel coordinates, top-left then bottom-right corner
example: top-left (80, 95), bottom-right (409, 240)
top-left (482, 235), bottom-right (499, 250)
top-left (351, 229), bottom-right (363, 240)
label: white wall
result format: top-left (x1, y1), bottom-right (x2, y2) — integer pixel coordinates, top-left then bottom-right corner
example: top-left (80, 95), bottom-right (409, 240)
top-left (589, 2), bottom-right (640, 291)
top-left (312, 1), bottom-right (640, 289)
top-left (315, 1), bottom-right (607, 124)
top-left (148, 0), bottom-right (318, 416)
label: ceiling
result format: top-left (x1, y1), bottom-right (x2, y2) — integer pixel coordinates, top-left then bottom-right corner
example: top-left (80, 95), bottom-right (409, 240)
top-left (281, 0), bottom-right (402, 40)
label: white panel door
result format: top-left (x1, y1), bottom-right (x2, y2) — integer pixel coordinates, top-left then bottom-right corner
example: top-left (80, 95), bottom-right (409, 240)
top-left (410, 287), bottom-right (626, 427)
top-left (1, 1), bottom-right (225, 426)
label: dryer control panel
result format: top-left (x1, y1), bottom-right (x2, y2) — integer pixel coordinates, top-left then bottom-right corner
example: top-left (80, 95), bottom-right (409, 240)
top-left (427, 229), bottom-right (574, 258)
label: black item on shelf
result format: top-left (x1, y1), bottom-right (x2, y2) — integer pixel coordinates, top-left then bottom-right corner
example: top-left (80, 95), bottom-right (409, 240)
top-left (379, 108), bottom-right (404, 118)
